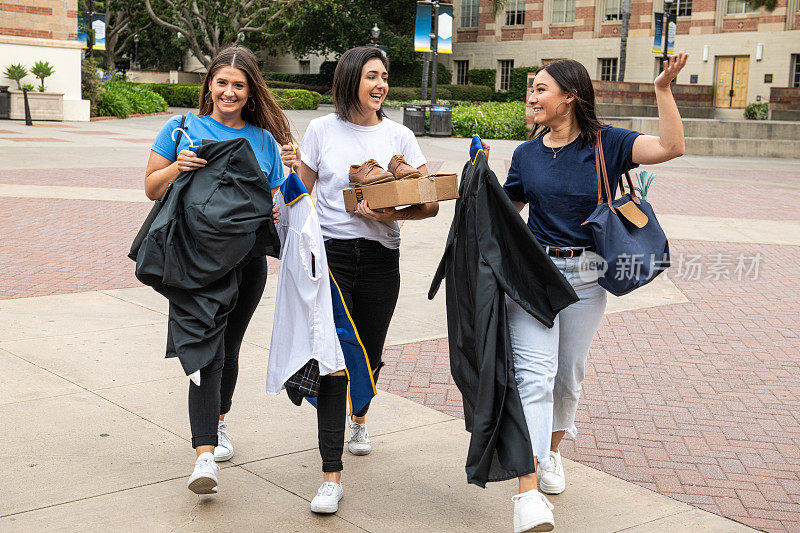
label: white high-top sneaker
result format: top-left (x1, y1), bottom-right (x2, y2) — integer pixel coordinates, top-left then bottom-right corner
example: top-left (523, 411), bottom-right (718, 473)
top-left (512, 489), bottom-right (555, 533)
top-left (537, 450), bottom-right (566, 495)
top-left (214, 420), bottom-right (234, 462)
top-left (187, 452), bottom-right (220, 494)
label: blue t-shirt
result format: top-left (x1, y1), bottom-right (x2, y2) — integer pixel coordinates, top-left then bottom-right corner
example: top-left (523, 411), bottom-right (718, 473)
top-left (151, 112), bottom-right (286, 188)
top-left (503, 126), bottom-right (641, 248)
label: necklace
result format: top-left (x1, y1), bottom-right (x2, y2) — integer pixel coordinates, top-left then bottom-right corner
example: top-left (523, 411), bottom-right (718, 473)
top-left (550, 144), bottom-right (567, 158)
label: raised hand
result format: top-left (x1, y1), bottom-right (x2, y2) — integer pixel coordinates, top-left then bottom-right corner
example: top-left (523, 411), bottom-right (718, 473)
top-left (654, 51), bottom-right (689, 90)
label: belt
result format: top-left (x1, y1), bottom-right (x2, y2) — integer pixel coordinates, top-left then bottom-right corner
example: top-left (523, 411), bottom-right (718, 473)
top-left (545, 246), bottom-right (592, 259)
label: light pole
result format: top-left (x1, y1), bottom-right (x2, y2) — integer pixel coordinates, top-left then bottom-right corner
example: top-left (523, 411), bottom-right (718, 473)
top-left (133, 33), bottom-right (139, 70)
top-left (430, 1), bottom-right (440, 104)
top-left (370, 24), bottom-right (380, 46)
top-left (662, 0), bottom-right (673, 70)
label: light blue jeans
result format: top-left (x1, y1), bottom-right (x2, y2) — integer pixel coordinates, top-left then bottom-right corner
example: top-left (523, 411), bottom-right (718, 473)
top-left (506, 251), bottom-right (607, 470)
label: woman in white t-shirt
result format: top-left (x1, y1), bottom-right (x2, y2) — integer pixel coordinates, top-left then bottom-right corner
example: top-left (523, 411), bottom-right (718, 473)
top-left (281, 46), bottom-right (438, 514)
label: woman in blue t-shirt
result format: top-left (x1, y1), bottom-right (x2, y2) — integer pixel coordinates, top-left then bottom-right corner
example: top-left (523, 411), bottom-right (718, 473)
top-left (144, 45), bottom-right (294, 495)
top-left (501, 55), bottom-right (688, 532)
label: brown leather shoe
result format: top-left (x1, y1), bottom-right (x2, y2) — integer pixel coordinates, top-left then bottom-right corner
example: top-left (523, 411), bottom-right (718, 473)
top-left (388, 154), bottom-right (422, 180)
top-left (349, 159), bottom-right (395, 186)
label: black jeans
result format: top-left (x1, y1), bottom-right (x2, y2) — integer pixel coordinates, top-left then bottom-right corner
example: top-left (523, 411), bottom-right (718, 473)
top-left (188, 256), bottom-right (267, 448)
top-left (316, 238), bottom-right (400, 472)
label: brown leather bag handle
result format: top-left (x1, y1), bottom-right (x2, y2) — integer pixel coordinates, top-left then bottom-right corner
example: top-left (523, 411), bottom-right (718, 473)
top-left (594, 130), bottom-right (640, 212)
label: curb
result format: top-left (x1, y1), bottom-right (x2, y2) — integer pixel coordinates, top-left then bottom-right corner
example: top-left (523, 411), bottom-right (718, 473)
top-left (90, 111), bottom-right (171, 122)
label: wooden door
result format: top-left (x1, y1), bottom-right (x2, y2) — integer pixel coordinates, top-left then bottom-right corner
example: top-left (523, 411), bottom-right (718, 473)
top-left (715, 56), bottom-right (750, 108)
top-left (715, 56), bottom-right (734, 108)
top-left (731, 56), bottom-right (749, 108)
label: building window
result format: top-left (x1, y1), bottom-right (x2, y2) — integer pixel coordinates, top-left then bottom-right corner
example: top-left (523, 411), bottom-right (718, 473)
top-left (667, 0), bottom-right (693, 17)
top-left (726, 0), bottom-right (759, 14)
top-left (552, 0), bottom-right (576, 23)
top-left (461, 0), bottom-right (479, 28)
top-left (505, 0), bottom-right (525, 25)
top-left (499, 60), bottom-right (514, 91)
top-left (455, 60), bottom-right (470, 85)
top-left (605, 0), bottom-right (622, 21)
top-left (299, 60), bottom-right (310, 74)
top-left (599, 58), bottom-right (618, 81)
top-left (792, 54), bottom-right (800, 88)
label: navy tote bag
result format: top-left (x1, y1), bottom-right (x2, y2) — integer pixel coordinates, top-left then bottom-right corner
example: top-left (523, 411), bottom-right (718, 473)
top-left (582, 130), bottom-right (670, 296)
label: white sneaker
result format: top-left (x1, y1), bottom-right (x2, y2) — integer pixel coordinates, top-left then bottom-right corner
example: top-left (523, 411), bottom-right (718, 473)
top-left (512, 489), bottom-right (555, 533)
top-left (214, 420), bottom-right (234, 462)
top-left (187, 452), bottom-right (220, 494)
top-left (537, 450), bottom-right (566, 495)
top-left (347, 421), bottom-right (372, 456)
top-left (310, 481), bottom-right (343, 513)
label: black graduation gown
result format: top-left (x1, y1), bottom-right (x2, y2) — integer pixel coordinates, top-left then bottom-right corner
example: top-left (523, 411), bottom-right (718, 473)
top-left (428, 148), bottom-right (579, 487)
top-left (130, 138), bottom-right (280, 375)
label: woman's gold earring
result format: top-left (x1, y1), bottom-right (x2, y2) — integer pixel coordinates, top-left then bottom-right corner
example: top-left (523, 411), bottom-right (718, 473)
top-left (204, 92), bottom-right (212, 104)
top-left (247, 98), bottom-right (255, 112)
top-left (555, 100), bottom-right (572, 118)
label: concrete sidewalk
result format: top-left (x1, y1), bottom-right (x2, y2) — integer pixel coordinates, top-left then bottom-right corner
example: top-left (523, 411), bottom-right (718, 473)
top-left (3, 108), bottom-right (792, 531)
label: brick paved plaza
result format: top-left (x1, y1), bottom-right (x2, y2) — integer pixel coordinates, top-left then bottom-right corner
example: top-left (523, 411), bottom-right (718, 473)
top-left (2, 108), bottom-right (797, 532)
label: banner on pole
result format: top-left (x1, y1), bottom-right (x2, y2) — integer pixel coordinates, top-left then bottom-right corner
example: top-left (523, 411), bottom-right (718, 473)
top-left (414, 2), bottom-right (453, 54)
top-left (666, 12), bottom-right (677, 55)
top-left (652, 12), bottom-right (663, 54)
top-left (437, 3), bottom-right (453, 55)
top-left (414, 2), bottom-right (433, 53)
top-left (78, 12), bottom-right (106, 50)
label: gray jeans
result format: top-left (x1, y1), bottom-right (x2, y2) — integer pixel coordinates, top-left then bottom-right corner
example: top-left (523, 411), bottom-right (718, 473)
top-left (506, 252), bottom-right (607, 470)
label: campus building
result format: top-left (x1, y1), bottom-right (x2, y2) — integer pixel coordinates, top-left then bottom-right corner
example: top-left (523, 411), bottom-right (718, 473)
top-left (0, 0), bottom-right (89, 120)
top-left (446, 0), bottom-right (800, 110)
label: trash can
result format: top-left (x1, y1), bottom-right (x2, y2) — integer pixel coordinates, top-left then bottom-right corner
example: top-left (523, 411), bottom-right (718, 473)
top-left (429, 106), bottom-right (452, 137)
top-left (0, 86), bottom-right (9, 120)
top-left (402, 104), bottom-right (426, 136)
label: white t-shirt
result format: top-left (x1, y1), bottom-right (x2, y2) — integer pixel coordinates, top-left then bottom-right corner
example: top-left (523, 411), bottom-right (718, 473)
top-left (300, 114), bottom-right (426, 249)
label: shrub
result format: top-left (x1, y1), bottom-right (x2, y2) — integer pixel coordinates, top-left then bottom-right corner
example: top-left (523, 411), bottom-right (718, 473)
top-left (468, 69), bottom-right (495, 88)
top-left (509, 66), bottom-right (538, 101)
top-left (319, 93), bottom-right (333, 105)
top-left (441, 84), bottom-right (493, 101)
top-left (452, 102), bottom-right (527, 140)
top-left (744, 102), bottom-right (768, 120)
top-left (390, 61), bottom-right (451, 87)
top-left (138, 83), bottom-right (202, 108)
top-left (272, 89), bottom-right (321, 110)
top-left (97, 81), bottom-right (168, 118)
top-left (81, 59), bottom-right (102, 117)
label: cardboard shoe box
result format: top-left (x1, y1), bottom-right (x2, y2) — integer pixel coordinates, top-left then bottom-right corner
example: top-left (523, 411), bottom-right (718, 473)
top-left (342, 173), bottom-right (459, 213)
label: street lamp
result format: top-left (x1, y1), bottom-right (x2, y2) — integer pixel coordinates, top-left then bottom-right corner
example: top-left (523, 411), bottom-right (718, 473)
top-left (133, 33), bottom-right (139, 70)
top-left (662, 0), bottom-right (673, 69)
top-left (370, 24), bottom-right (380, 45)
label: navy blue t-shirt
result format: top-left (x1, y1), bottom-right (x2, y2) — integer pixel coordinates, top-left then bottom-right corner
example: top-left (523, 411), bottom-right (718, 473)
top-left (503, 126), bottom-right (641, 248)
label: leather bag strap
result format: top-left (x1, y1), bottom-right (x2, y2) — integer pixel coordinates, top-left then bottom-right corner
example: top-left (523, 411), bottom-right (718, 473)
top-left (594, 129), bottom-right (640, 211)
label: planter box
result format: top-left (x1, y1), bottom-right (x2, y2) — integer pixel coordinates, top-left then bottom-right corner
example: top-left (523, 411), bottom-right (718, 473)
top-left (9, 90), bottom-right (64, 121)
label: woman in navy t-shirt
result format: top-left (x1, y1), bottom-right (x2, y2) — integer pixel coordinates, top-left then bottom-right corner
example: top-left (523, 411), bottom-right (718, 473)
top-left (502, 55), bottom-right (688, 532)
top-left (144, 45), bottom-right (295, 496)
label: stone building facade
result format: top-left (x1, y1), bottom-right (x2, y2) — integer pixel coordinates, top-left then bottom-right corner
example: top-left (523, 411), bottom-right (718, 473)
top-left (448, 0), bottom-right (800, 109)
top-left (0, 0), bottom-right (89, 120)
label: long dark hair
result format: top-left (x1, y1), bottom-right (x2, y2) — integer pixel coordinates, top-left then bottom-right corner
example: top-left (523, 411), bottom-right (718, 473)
top-left (529, 59), bottom-right (605, 148)
top-left (199, 45), bottom-right (293, 146)
top-left (332, 46), bottom-right (389, 123)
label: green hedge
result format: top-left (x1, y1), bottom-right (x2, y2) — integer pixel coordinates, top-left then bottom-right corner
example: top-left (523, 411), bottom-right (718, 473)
top-left (468, 69), bottom-right (495, 88)
top-left (391, 61), bottom-right (451, 87)
top-left (744, 102), bottom-right (768, 120)
top-left (388, 84), bottom-right (493, 103)
top-left (452, 102), bottom-right (527, 140)
top-left (272, 89), bottom-right (322, 110)
top-left (134, 83), bottom-right (320, 110)
top-left (139, 83), bottom-right (201, 108)
top-left (97, 81), bottom-right (168, 118)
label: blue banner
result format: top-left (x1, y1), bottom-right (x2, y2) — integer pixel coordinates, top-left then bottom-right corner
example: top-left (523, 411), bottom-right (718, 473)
top-left (666, 12), bottom-right (677, 55)
top-left (414, 2), bottom-right (432, 53)
top-left (652, 12), bottom-right (663, 54)
top-left (438, 3), bottom-right (453, 55)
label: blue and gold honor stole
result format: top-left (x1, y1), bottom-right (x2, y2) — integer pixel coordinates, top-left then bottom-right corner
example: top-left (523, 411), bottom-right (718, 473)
top-left (328, 272), bottom-right (377, 415)
top-left (280, 171), bottom-right (309, 206)
top-left (283, 171), bottom-right (377, 413)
